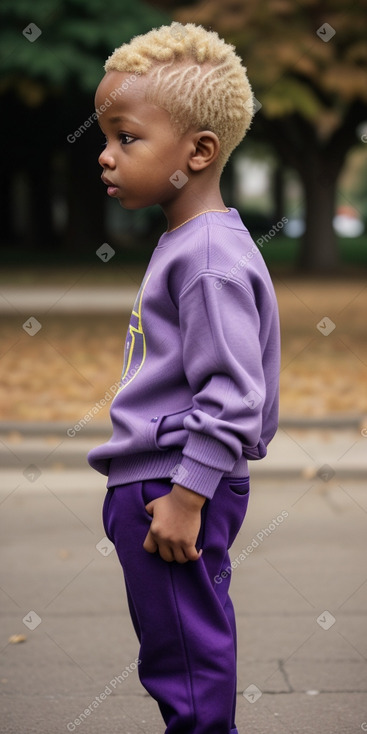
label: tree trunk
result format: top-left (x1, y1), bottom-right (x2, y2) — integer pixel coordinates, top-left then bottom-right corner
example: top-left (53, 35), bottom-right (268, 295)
top-left (28, 156), bottom-right (55, 250)
top-left (220, 157), bottom-right (236, 207)
top-left (299, 164), bottom-right (339, 273)
top-left (272, 163), bottom-right (285, 223)
top-left (256, 100), bottom-right (367, 274)
top-left (257, 116), bottom-right (342, 273)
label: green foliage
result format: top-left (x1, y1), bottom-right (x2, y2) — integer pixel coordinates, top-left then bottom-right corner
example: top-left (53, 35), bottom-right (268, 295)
top-left (173, 0), bottom-right (367, 131)
top-left (258, 235), bottom-right (367, 268)
top-left (0, 0), bottom-right (169, 99)
top-left (261, 78), bottom-right (323, 121)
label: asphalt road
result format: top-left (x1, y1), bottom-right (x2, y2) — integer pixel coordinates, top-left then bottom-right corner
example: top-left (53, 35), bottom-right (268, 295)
top-left (1, 468), bottom-right (367, 734)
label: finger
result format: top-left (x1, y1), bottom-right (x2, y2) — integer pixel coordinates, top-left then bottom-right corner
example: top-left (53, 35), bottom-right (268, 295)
top-left (184, 546), bottom-right (203, 562)
top-left (171, 547), bottom-right (190, 564)
top-left (143, 530), bottom-right (158, 554)
top-left (144, 501), bottom-right (154, 516)
top-left (157, 543), bottom-right (175, 563)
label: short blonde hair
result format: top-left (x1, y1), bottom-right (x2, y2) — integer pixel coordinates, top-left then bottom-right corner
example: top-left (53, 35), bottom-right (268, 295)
top-left (104, 22), bottom-right (254, 169)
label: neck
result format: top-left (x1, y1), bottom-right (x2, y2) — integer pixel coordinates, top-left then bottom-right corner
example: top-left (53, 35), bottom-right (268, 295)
top-left (162, 176), bottom-right (225, 232)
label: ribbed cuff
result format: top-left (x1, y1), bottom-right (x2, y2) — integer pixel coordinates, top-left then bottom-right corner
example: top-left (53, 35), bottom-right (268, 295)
top-left (171, 456), bottom-right (225, 499)
top-left (183, 431), bottom-right (236, 469)
top-left (173, 431), bottom-right (237, 498)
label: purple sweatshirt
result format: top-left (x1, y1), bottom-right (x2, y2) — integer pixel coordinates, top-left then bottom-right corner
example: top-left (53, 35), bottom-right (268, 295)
top-left (88, 209), bottom-right (280, 499)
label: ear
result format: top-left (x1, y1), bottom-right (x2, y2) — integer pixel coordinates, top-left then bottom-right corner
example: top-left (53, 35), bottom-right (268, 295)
top-left (187, 131), bottom-right (220, 172)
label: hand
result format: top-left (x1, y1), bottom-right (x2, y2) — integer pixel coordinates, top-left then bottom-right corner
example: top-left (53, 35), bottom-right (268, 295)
top-left (143, 483), bottom-right (206, 563)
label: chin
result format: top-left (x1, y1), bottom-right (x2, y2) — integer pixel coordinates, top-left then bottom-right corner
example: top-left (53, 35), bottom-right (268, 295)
top-left (119, 199), bottom-right (150, 211)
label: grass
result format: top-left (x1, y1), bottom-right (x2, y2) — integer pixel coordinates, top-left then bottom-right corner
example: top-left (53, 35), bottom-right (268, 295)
top-left (1, 233), bottom-right (366, 285)
top-left (258, 235), bottom-right (367, 267)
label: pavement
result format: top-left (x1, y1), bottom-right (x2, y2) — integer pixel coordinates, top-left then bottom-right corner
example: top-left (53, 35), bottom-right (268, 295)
top-left (1, 421), bottom-right (366, 480)
top-left (1, 436), bottom-right (367, 733)
top-left (1, 285), bottom-right (367, 732)
top-left (0, 285), bottom-right (139, 314)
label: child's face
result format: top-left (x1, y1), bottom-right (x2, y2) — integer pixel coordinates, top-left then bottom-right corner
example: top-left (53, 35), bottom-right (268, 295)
top-left (95, 71), bottom-right (193, 210)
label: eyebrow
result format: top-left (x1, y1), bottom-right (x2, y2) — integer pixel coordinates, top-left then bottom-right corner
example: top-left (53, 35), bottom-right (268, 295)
top-left (108, 115), bottom-right (143, 127)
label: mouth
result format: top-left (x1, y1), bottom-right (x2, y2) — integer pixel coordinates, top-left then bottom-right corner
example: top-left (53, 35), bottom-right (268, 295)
top-left (101, 174), bottom-right (120, 197)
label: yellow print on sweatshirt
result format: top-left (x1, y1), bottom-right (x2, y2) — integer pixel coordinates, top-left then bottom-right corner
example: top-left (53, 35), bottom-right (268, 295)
top-left (114, 272), bottom-right (152, 396)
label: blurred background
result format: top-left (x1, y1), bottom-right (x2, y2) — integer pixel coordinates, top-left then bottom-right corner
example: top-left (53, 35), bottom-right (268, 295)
top-left (1, 6), bottom-right (367, 733)
top-left (1, 0), bottom-right (367, 426)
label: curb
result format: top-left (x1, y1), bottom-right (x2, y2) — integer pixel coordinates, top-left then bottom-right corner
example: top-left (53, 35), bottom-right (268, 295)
top-left (2, 445), bottom-right (366, 480)
top-left (1, 426), bottom-right (366, 479)
top-left (1, 415), bottom-right (366, 436)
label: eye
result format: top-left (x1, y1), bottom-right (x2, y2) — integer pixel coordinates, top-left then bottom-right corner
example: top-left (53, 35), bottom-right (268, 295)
top-left (119, 133), bottom-right (135, 145)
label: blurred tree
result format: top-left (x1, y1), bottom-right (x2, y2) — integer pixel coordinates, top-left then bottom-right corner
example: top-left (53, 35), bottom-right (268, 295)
top-left (148, 0), bottom-right (367, 272)
top-left (0, 0), bottom-right (168, 255)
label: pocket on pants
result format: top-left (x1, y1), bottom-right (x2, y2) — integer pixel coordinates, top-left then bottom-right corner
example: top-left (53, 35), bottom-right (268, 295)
top-left (102, 488), bottom-right (115, 542)
top-left (224, 476), bottom-right (250, 549)
top-left (228, 476), bottom-right (250, 496)
top-left (141, 477), bottom-right (172, 513)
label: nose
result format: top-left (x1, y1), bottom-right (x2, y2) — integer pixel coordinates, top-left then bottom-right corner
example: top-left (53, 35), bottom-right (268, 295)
top-left (98, 147), bottom-right (116, 169)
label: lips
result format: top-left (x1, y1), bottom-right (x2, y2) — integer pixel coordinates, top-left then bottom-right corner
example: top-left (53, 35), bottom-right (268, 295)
top-left (101, 175), bottom-right (119, 197)
top-left (101, 175), bottom-right (116, 186)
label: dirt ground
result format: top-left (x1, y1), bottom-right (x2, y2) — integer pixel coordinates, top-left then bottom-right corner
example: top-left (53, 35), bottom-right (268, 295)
top-left (1, 274), bottom-right (366, 422)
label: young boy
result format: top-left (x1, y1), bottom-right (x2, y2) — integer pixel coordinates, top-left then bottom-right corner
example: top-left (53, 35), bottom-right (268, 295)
top-left (88, 22), bottom-right (280, 734)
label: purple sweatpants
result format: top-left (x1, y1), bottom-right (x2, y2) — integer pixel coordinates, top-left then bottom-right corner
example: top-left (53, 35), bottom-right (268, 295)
top-left (103, 474), bottom-right (250, 734)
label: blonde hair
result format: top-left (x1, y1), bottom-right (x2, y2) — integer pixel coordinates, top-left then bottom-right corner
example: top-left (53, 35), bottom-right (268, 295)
top-left (104, 22), bottom-right (254, 169)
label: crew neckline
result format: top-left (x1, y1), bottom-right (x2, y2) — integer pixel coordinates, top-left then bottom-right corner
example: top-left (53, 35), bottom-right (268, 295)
top-left (157, 208), bottom-right (244, 249)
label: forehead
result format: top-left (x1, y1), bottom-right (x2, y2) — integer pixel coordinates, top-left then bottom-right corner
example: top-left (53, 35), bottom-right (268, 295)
top-left (95, 71), bottom-right (146, 103)
top-left (95, 70), bottom-right (157, 123)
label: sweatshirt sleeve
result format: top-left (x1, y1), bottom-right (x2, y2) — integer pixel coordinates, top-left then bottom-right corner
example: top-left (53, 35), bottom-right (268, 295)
top-left (176, 272), bottom-right (271, 498)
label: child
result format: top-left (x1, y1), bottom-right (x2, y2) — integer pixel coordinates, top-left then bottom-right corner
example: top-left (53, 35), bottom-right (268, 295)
top-left (88, 22), bottom-right (280, 734)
